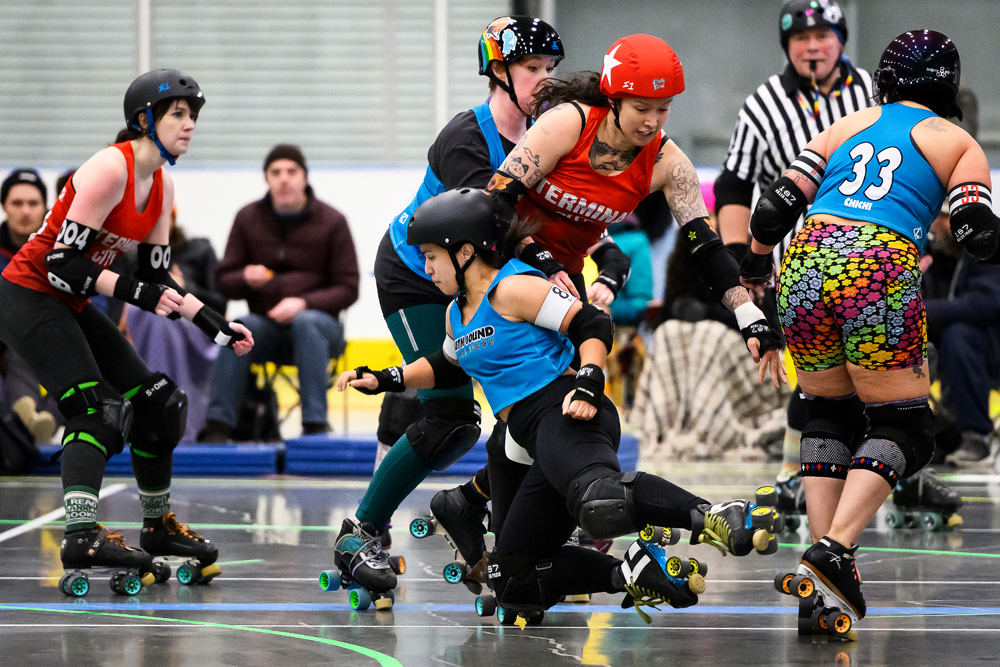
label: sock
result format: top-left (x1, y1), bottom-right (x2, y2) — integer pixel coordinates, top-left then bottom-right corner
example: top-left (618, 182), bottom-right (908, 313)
top-left (459, 474), bottom-right (490, 506)
top-left (131, 450), bottom-right (173, 520)
top-left (778, 428), bottom-right (802, 481)
top-left (64, 485), bottom-right (99, 532)
top-left (139, 486), bottom-right (171, 520)
top-left (356, 433), bottom-right (432, 528)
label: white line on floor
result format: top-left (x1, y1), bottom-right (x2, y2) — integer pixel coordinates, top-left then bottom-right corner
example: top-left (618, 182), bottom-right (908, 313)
top-left (2, 576), bottom-right (997, 585)
top-left (0, 483), bottom-right (126, 545)
top-left (0, 623), bottom-right (998, 632)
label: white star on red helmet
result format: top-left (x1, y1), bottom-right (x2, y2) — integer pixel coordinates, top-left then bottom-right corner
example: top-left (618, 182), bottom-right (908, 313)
top-left (602, 44), bottom-right (622, 88)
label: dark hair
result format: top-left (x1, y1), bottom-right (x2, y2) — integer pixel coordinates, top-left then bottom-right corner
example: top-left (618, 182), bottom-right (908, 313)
top-left (875, 81), bottom-right (962, 121)
top-left (476, 197), bottom-right (540, 270)
top-left (529, 71), bottom-right (609, 117)
top-left (55, 169), bottom-right (76, 197)
top-left (115, 97), bottom-right (197, 143)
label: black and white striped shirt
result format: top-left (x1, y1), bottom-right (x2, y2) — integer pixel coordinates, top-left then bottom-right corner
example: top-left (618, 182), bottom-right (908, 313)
top-left (719, 61), bottom-right (873, 260)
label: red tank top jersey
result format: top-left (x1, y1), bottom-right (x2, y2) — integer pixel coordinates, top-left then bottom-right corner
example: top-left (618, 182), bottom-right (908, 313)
top-left (517, 105), bottom-right (660, 274)
top-left (2, 142), bottom-right (163, 313)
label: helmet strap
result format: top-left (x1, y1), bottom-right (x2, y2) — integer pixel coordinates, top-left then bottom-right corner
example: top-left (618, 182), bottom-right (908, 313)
top-left (610, 99), bottom-right (622, 131)
top-left (144, 108), bottom-right (179, 167)
top-left (449, 248), bottom-right (478, 308)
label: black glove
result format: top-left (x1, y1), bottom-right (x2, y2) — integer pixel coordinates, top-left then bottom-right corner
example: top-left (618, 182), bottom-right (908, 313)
top-left (113, 277), bottom-right (167, 314)
top-left (740, 249), bottom-right (775, 286)
top-left (591, 243), bottom-right (631, 297)
top-left (519, 242), bottom-right (566, 277)
top-left (192, 306), bottom-right (246, 348)
top-left (571, 364), bottom-right (605, 408)
top-left (352, 366), bottom-right (405, 395)
top-left (735, 303), bottom-right (783, 355)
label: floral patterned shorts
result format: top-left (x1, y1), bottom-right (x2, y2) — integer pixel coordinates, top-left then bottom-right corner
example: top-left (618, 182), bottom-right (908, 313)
top-left (777, 218), bottom-right (925, 372)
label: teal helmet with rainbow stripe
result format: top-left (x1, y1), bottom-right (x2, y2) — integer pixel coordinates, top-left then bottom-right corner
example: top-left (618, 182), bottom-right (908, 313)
top-left (478, 16), bottom-right (563, 109)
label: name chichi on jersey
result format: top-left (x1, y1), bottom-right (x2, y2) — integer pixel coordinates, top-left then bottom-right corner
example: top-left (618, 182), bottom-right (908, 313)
top-left (532, 177), bottom-right (631, 224)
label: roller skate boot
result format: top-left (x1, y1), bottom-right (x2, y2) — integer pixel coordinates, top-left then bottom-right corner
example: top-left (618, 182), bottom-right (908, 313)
top-left (775, 536), bottom-right (864, 639)
top-left (409, 487), bottom-right (488, 594)
top-left (141, 512), bottom-right (221, 585)
top-left (775, 473), bottom-right (807, 532)
top-left (319, 518), bottom-right (397, 610)
top-left (887, 468), bottom-right (963, 531)
top-left (619, 533), bottom-right (704, 623)
top-left (689, 486), bottom-right (780, 556)
top-left (60, 524), bottom-right (154, 597)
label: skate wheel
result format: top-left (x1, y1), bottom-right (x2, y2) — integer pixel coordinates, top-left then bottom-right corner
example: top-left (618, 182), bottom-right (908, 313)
top-left (755, 486), bottom-right (779, 507)
top-left (797, 614), bottom-right (815, 636)
top-left (790, 575), bottom-right (815, 599)
top-left (812, 605), bottom-right (829, 631)
top-left (389, 555), bottom-right (405, 575)
top-left (527, 611), bottom-right (544, 626)
top-left (197, 564), bottom-right (222, 584)
top-left (497, 606), bottom-right (516, 625)
top-left (774, 572), bottom-right (796, 595)
top-left (66, 572), bottom-right (89, 597)
top-left (319, 570), bottom-right (341, 591)
top-left (350, 588), bottom-right (372, 611)
top-left (176, 563), bottom-right (197, 585)
top-left (665, 556), bottom-right (690, 579)
top-left (688, 558), bottom-right (707, 578)
top-left (58, 573), bottom-right (70, 596)
top-left (385, 588), bottom-right (395, 603)
top-left (947, 514), bottom-right (963, 528)
top-left (786, 515), bottom-right (802, 531)
top-left (151, 561), bottom-right (171, 584)
top-left (121, 573), bottom-right (143, 595)
top-left (687, 573), bottom-right (706, 595)
top-left (476, 595), bottom-right (497, 617)
top-left (750, 506), bottom-right (776, 532)
top-left (374, 594), bottom-right (393, 610)
top-left (922, 512), bottom-right (944, 532)
top-left (756, 532), bottom-right (779, 555)
top-left (885, 509), bottom-right (904, 529)
top-left (443, 561), bottom-right (468, 584)
top-left (409, 517), bottom-right (433, 539)
top-left (825, 609), bottom-right (852, 636)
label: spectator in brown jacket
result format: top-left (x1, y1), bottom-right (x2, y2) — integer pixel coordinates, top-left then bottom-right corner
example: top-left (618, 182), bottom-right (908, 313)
top-left (201, 144), bottom-right (359, 439)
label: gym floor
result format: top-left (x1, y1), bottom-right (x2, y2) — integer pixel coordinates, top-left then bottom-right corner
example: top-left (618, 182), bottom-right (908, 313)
top-left (1, 463), bottom-right (998, 667)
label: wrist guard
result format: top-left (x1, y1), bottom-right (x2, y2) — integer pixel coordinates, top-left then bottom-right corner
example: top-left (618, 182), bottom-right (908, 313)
top-left (590, 243), bottom-right (631, 297)
top-left (519, 242), bottom-right (566, 277)
top-left (740, 249), bottom-right (775, 286)
top-left (192, 306), bottom-right (245, 348)
top-left (572, 364), bottom-right (605, 409)
top-left (949, 183), bottom-right (998, 260)
top-left (113, 277), bottom-right (167, 314)
top-left (735, 302), bottom-right (782, 354)
top-left (352, 366), bottom-right (405, 395)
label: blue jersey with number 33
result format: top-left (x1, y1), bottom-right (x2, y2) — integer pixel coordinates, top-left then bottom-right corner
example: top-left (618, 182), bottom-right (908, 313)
top-left (808, 103), bottom-right (946, 252)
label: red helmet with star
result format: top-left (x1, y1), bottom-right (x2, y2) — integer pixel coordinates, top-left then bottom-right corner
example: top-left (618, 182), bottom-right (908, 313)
top-left (599, 34), bottom-right (685, 99)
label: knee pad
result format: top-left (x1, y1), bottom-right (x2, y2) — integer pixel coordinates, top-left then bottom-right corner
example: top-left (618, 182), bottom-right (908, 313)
top-left (852, 400), bottom-right (935, 486)
top-left (58, 381), bottom-right (133, 460)
top-left (376, 388), bottom-right (421, 445)
top-left (800, 394), bottom-right (868, 480)
top-left (126, 373), bottom-right (187, 457)
top-left (487, 551), bottom-right (561, 610)
top-left (406, 398), bottom-right (482, 470)
top-left (567, 470), bottom-right (642, 540)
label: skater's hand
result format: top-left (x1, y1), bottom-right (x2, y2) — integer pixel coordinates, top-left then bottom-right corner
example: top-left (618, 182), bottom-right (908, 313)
top-left (562, 390), bottom-right (597, 420)
top-left (550, 271), bottom-right (580, 299)
top-left (155, 287), bottom-right (185, 318)
top-left (337, 369), bottom-right (378, 393)
top-left (229, 322), bottom-right (254, 356)
top-left (587, 280), bottom-right (615, 307)
top-left (748, 340), bottom-right (786, 388)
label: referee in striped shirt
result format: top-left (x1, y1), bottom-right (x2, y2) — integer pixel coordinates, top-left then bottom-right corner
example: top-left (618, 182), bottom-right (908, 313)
top-left (713, 0), bottom-right (873, 503)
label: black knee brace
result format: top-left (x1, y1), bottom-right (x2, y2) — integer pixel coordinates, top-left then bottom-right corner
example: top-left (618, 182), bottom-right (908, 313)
top-left (406, 398), bottom-right (482, 470)
top-left (852, 400), bottom-right (935, 486)
top-left (58, 381), bottom-right (133, 460)
top-left (800, 394), bottom-right (868, 480)
top-left (126, 373), bottom-right (187, 457)
top-left (376, 388), bottom-right (421, 445)
top-left (567, 470), bottom-right (642, 540)
top-left (487, 551), bottom-right (561, 611)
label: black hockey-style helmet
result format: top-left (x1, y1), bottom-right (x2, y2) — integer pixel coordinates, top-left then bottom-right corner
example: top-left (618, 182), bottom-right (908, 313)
top-left (124, 69), bottom-right (205, 129)
top-left (478, 16), bottom-right (563, 77)
top-left (779, 0), bottom-right (848, 54)
top-left (873, 30), bottom-right (961, 104)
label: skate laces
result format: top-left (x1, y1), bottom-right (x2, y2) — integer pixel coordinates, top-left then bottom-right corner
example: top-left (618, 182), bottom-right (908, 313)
top-left (623, 579), bottom-right (667, 624)
top-left (340, 526), bottom-right (391, 577)
top-left (699, 509), bottom-right (735, 556)
top-left (98, 526), bottom-right (133, 551)
top-left (163, 513), bottom-right (203, 541)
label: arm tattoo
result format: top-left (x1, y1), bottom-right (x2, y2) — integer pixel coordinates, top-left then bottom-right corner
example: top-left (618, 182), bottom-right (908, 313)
top-left (666, 160), bottom-right (709, 223)
top-left (721, 286), bottom-right (751, 311)
top-left (589, 137), bottom-right (642, 172)
top-left (924, 117), bottom-right (949, 133)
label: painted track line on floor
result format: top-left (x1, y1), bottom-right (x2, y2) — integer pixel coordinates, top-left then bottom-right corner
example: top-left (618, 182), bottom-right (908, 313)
top-left (0, 483), bottom-right (126, 544)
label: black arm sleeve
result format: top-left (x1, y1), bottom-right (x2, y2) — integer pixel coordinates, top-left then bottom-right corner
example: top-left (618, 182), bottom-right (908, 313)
top-left (590, 242), bottom-right (631, 296)
top-left (428, 110), bottom-right (515, 189)
top-left (426, 350), bottom-right (472, 389)
top-left (677, 218), bottom-right (742, 299)
top-left (713, 168), bottom-right (755, 213)
top-left (134, 243), bottom-right (187, 295)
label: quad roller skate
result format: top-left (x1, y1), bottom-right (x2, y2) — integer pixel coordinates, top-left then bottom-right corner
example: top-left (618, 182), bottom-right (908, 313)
top-left (141, 512), bottom-right (221, 585)
top-left (886, 469), bottom-right (963, 532)
top-left (559, 527), bottom-right (620, 603)
top-left (620, 531), bottom-right (705, 623)
top-left (60, 524), bottom-right (155, 597)
top-left (319, 518), bottom-right (398, 611)
top-left (410, 487), bottom-right (488, 594)
top-left (775, 474), bottom-right (808, 532)
top-left (475, 595), bottom-right (545, 626)
top-left (690, 486), bottom-right (780, 556)
top-left (774, 536), bottom-right (864, 640)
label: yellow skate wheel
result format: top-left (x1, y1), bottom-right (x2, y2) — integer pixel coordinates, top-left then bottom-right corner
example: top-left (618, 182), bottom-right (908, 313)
top-left (750, 506), bottom-right (776, 532)
top-left (665, 556), bottom-right (690, 578)
top-left (640, 525), bottom-right (655, 541)
top-left (688, 558), bottom-right (707, 577)
top-left (687, 573), bottom-right (706, 595)
top-left (755, 486), bottom-right (778, 507)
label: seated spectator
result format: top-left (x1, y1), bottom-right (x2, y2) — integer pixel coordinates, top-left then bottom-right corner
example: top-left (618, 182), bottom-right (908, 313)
top-left (0, 168), bottom-right (61, 442)
top-left (125, 204), bottom-right (226, 441)
top-left (607, 213), bottom-right (653, 327)
top-left (201, 144), bottom-right (359, 440)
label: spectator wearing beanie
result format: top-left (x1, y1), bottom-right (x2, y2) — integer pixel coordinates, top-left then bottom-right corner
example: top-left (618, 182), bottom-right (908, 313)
top-left (1, 169), bottom-right (48, 271)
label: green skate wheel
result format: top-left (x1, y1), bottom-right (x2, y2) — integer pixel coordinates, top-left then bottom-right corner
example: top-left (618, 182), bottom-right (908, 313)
top-left (176, 563), bottom-right (196, 585)
top-left (825, 609), bottom-right (852, 636)
top-left (319, 570), bottom-right (341, 591)
top-left (476, 595), bottom-right (497, 617)
top-left (66, 573), bottom-right (89, 597)
top-left (688, 558), bottom-right (707, 578)
top-left (350, 588), bottom-right (372, 611)
top-left (409, 517), bottom-right (432, 539)
top-left (885, 509), bottom-right (905, 529)
top-left (443, 562), bottom-right (467, 584)
top-left (922, 512), bottom-right (944, 532)
top-left (527, 611), bottom-right (544, 626)
top-left (755, 486), bottom-right (779, 507)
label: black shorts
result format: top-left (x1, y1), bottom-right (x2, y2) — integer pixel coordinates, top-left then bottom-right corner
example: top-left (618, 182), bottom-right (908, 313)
top-left (373, 231), bottom-right (451, 318)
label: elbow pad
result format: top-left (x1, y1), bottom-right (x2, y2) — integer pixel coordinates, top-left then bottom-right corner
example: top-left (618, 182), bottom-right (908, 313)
top-left (590, 243), bottom-right (631, 297)
top-left (677, 217), bottom-right (742, 298)
top-left (949, 183), bottom-right (998, 260)
top-left (750, 176), bottom-right (807, 246)
top-left (566, 303), bottom-right (614, 354)
top-left (135, 243), bottom-right (186, 295)
top-left (426, 349), bottom-right (471, 389)
top-left (44, 247), bottom-right (102, 297)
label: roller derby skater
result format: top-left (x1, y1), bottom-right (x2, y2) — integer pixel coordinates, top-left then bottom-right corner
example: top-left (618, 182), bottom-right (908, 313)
top-left (741, 30), bottom-right (991, 636)
top-left (887, 468), bottom-right (963, 531)
top-left (142, 512), bottom-right (221, 585)
top-left (318, 518), bottom-right (398, 611)
top-left (0, 70), bottom-right (252, 598)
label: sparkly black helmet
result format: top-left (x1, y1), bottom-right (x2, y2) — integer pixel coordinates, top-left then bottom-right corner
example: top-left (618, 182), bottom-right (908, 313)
top-left (124, 69), bottom-right (205, 165)
top-left (873, 31), bottom-right (961, 119)
top-left (779, 0), bottom-right (848, 54)
top-left (479, 16), bottom-right (563, 114)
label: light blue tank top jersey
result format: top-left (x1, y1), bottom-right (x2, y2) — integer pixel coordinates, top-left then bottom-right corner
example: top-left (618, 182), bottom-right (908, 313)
top-left (448, 259), bottom-right (576, 413)
top-left (389, 103), bottom-right (508, 279)
top-left (809, 103), bottom-right (946, 252)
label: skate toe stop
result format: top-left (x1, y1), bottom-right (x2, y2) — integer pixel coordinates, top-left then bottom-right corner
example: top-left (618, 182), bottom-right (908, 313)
top-left (374, 596), bottom-right (393, 610)
top-left (947, 514), bottom-right (963, 527)
top-left (752, 529), bottom-right (771, 552)
top-left (688, 573), bottom-right (706, 595)
top-left (140, 572), bottom-right (155, 587)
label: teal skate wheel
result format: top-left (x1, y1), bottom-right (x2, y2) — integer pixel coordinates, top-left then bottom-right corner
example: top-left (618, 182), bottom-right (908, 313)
top-left (755, 486), bottom-right (779, 507)
top-left (350, 588), bottom-right (372, 611)
top-left (922, 512), bottom-right (944, 532)
top-left (476, 595), bottom-right (497, 617)
top-left (443, 562), bottom-right (467, 584)
top-left (66, 573), bottom-right (89, 597)
top-left (319, 570), bottom-right (341, 591)
top-left (409, 517), bottom-right (432, 539)
top-left (384, 589), bottom-right (395, 603)
top-left (176, 563), bottom-right (195, 585)
top-left (885, 509), bottom-right (905, 529)
top-left (121, 573), bottom-right (143, 595)
top-left (58, 573), bottom-right (70, 595)
top-left (497, 606), bottom-right (517, 625)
